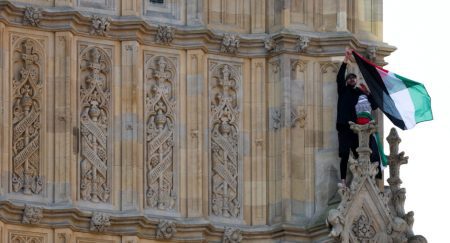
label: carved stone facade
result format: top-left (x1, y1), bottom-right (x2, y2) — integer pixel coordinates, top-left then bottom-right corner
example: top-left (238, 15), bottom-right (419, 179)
top-left (0, 1), bottom-right (426, 242)
top-left (144, 54), bottom-right (177, 211)
top-left (209, 63), bottom-right (242, 219)
top-left (79, 46), bottom-right (112, 203)
top-left (11, 38), bottom-right (44, 195)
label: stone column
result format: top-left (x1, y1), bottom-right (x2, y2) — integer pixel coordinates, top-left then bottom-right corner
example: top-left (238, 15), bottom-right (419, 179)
top-left (250, 58), bottom-right (267, 225)
top-left (267, 57), bottom-right (282, 224)
top-left (186, 50), bottom-right (205, 217)
top-left (55, 0), bottom-right (73, 7)
top-left (250, 0), bottom-right (265, 33)
top-left (121, 0), bottom-right (141, 17)
top-left (187, 0), bottom-right (204, 26)
top-left (54, 32), bottom-right (75, 203)
top-left (0, 22), bottom-right (5, 195)
top-left (120, 41), bottom-right (141, 211)
top-left (54, 229), bottom-right (72, 243)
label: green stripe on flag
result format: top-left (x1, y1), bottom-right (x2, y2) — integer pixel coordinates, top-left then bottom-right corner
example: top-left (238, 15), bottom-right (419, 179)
top-left (394, 74), bottom-right (433, 123)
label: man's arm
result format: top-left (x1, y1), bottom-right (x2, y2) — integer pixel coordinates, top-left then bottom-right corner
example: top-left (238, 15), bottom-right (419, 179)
top-left (336, 49), bottom-right (352, 94)
top-left (359, 83), bottom-right (379, 110)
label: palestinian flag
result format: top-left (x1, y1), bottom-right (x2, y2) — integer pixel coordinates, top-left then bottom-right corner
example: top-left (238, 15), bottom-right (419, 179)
top-left (352, 51), bottom-right (433, 130)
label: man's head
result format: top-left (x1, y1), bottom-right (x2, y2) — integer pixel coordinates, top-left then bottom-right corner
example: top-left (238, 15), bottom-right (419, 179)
top-left (345, 73), bottom-right (357, 87)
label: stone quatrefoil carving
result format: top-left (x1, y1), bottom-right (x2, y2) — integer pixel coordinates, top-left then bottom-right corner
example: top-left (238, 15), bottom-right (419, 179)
top-left (90, 15), bottom-right (111, 36)
top-left (155, 220), bottom-right (177, 239)
top-left (23, 7), bottom-right (42, 27)
top-left (22, 204), bottom-right (43, 224)
top-left (155, 25), bottom-right (174, 45)
top-left (11, 39), bottom-right (44, 195)
top-left (79, 47), bottom-right (111, 203)
top-left (210, 64), bottom-right (241, 218)
top-left (145, 56), bottom-right (177, 210)
top-left (90, 212), bottom-right (110, 232)
top-left (221, 33), bottom-right (240, 54)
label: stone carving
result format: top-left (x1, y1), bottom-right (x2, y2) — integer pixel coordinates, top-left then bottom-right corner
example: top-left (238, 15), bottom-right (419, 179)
top-left (155, 25), bottom-right (174, 45)
top-left (90, 15), bottom-right (111, 36)
top-left (326, 209), bottom-right (344, 238)
top-left (145, 56), bottom-right (177, 210)
top-left (22, 204), bottom-right (43, 224)
top-left (264, 37), bottom-right (277, 52)
top-left (10, 232), bottom-right (44, 243)
top-left (291, 108), bottom-right (306, 128)
top-left (367, 46), bottom-right (377, 62)
top-left (221, 33), bottom-right (240, 54)
top-left (386, 128), bottom-right (428, 242)
top-left (23, 7), bottom-right (42, 27)
top-left (11, 39), bottom-right (44, 195)
top-left (270, 108), bottom-right (281, 130)
top-left (351, 214), bottom-right (376, 241)
top-left (327, 123), bottom-right (427, 242)
top-left (90, 212), bottom-right (110, 232)
top-left (155, 220), bottom-right (177, 240)
top-left (296, 36), bottom-right (309, 52)
top-left (222, 227), bottom-right (243, 243)
top-left (79, 47), bottom-right (111, 203)
top-left (210, 64), bottom-right (241, 218)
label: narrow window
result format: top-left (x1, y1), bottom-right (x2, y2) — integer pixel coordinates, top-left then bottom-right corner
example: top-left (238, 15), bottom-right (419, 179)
top-left (150, 0), bottom-right (164, 4)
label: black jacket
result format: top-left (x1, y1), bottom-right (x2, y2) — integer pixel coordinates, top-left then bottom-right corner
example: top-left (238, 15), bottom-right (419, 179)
top-left (336, 63), bottom-right (377, 131)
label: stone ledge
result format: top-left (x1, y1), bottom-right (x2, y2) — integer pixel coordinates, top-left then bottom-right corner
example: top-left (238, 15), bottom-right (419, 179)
top-left (0, 200), bottom-right (330, 241)
top-left (0, 1), bottom-right (396, 60)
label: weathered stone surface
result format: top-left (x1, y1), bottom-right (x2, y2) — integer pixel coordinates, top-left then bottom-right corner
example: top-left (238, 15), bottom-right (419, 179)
top-left (326, 124), bottom-right (427, 242)
top-left (0, 1), bottom-right (413, 242)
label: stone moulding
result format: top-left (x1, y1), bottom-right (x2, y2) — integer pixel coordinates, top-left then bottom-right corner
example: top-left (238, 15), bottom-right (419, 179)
top-left (0, 2), bottom-right (395, 59)
top-left (0, 199), bottom-right (331, 241)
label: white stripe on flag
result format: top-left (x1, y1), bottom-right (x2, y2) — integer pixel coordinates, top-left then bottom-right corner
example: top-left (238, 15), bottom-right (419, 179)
top-left (390, 88), bottom-right (416, 129)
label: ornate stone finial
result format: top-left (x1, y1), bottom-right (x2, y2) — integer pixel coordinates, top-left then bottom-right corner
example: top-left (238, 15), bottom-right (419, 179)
top-left (386, 128), bottom-right (408, 190)
top-left (264, 37), bottom-right (277, 52)
top-left (222, 227), bottom-right (243, 243)
top-left (155, 25), bottom-right (174, 45)
top-left (221, 33), bottom-right (240, 54)
top-left (23, 7), bottom-right (42, 27)
top-left (22, 205), bottom-right (43, 224)
top-left (90, 15), bottom-right (111, 36)
top-left (296, 36), bottom-right (310, 52)
top-left (367, 46), bottom-right (377, 62)
top-left (155, 220), bottom-right (177, 240)
top-left (90, 212), bottom-right (111, 232)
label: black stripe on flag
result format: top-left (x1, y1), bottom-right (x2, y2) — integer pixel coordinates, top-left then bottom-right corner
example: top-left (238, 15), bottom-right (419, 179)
top-left (352, 52), bottom-right (407, 130)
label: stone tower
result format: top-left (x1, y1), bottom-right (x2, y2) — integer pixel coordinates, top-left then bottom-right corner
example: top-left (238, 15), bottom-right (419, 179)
top-left (0, 0), bottom-right (424, 242)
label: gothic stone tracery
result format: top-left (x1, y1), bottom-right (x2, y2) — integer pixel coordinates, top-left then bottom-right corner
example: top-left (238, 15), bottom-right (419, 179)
top-left (11, 38), bottom-right (44, 195)
top-left (79, 46), bottom-right (112, 203)
top-left (145, 55), bottom-right (177, 210)
top-left (210, 64), bottom-right (241, 218)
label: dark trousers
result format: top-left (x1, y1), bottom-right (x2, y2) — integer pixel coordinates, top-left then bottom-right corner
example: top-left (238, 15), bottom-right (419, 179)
top-left (338, 126), bottom-right (358, 180)
top-left (337, 124), bottom-right (382, 180)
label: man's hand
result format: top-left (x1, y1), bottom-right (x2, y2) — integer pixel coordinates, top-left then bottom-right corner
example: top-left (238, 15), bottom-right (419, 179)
top-left (359, 83), bottom-right (370, 94)
top-left (344, 48), bottom-right (353, 63)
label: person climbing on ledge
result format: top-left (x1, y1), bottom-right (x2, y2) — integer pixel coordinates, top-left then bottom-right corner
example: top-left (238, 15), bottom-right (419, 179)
top-left (336, 49), bottom-right (379, 187)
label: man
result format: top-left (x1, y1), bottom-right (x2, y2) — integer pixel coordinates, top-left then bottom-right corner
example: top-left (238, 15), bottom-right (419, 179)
top-left (336, 49), bottom-right (377, 186)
